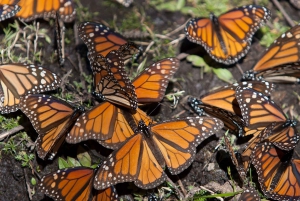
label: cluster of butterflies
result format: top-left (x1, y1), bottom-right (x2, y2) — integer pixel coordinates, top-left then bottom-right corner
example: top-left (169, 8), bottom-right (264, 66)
top-left (0, 1), bottom-right (300, 200)
top-left (186, 4), bottom-right (300, 201)
top-left (0, 15), bottom-right (225, 201)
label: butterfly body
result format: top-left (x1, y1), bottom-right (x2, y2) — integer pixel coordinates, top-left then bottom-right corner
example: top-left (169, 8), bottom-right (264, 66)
top-left (185, 5), bottom-right (271, 65)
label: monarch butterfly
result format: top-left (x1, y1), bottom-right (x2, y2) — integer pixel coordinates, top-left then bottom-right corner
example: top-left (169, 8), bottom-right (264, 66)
top-left (188, 81), bottom-right (274, 136)
top-left (55, 12), bottom-right (65, 67)
top-left (0, 4), bottom-right (20, 21)
top-left (235, 87), bottom-right (299, 148)
top-left (241, 121), bottom-right (299, 172)
top-left (39, 167), bottom-right (119, 201)
top-left (0, 0), bottom-right (76, 22)
top-left (93, 117), bottom-right (223, 190)
top-left (66, 102), bottom-right (153, 150)
top-left (19, 94), bottom-right (84, 160)
top-left (238, 186), bottom-right (260, 201)
top-left (92, 52), bottom-right (137, 110)
top-left (0, 63), bottom-right (61, 114)
top-left (185, 5), bottom-right (271, 65)
top-left (78, 21), bottom-right (140, 62)
top-left (242, 24), bottom-right (300, 83)
top-left (251, 142), bottom-right (300, 200)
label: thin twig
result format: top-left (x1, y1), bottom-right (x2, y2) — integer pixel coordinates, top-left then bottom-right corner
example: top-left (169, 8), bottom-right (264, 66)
top-left (166, 177), bottom-right (184, 200)
top-left (74, 22), bottom-right (86, 90)
top-left (271, 0), bottom-right (296, 27)
top-left (0, 125), bottom-right (25, 141)
top-left (23, 168), bottom-right (33, 200)
top-left (176, 176), bottom-right (187, 197)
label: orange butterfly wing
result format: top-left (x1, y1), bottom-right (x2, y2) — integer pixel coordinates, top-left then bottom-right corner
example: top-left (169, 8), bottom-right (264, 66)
top-left (4, 0), bottom-right (76, 22)
top-left (92, 53), bottom-right (137, 110)
top-left (253, 25), bottom-right (300, 71)
top-left (100, 108), bottom-right (154, 149)
top-left (235, 87), bottom-right (287, 129)
top-left (92, 186), bottom-right (119, 201)
top-left (251, 142), bottom-right (300, 200)
top-left (133, 57), bottom-right (180, 103)
top-left (78, 22), bottom-right (139, 61)
top-left (151, 117), bottom-right (223, 174)
top-left (94, 117), bottom-right (223, 190)
top-left (185, 5), bottom-right (270, 64)
top-left (0, 63), bottom-right (61, 114)
top-left (39, 167), bottom-right (94, 201)
top-left (20, 94), bottom-right (82, 159)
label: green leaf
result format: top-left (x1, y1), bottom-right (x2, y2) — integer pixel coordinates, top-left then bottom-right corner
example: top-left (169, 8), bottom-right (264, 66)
top-left (187, 55), bottom-right (208, 68)
top-left (58, 157), bottom-right (70, 169)
top-left (77, 147), bottom-right (92, 167)
top-left (67, 156), bottom-right (81, 167)
top-left (31, 177), bottom-right (37, 185)
top-left (212, 68), bottom-right (235, 83)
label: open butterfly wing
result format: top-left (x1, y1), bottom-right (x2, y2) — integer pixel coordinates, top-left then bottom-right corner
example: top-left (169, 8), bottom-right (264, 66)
top-left (67, 102), bottom-right (131, 142)
top-left (94, 133), bottom-right (167, 190)
top-left (20, 94), bottom-right (82, 159)
top-left (133, 57), bottom-right (180, 103)
top-left (0, 64), bottom-right (61, 113)
top-left (99, 108), bottom-right (153, 150)
top-left (151, 117), bottom-right (223, 174)
top-left (253, 25), bottom-right (300, 71)
top-left (235, 87), bottom-right (287, 129)
top-left (39, 167), bottom-right (94, 201)
top-left (251, 142), bottom-right (300, 200)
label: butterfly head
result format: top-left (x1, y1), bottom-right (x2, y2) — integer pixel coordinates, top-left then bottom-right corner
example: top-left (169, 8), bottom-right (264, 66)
top-left (138, 120), bottom-right (151, 138)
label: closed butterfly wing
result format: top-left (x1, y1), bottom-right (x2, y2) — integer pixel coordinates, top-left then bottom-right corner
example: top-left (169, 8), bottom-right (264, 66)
top-left (235, 87), bottom-right (287, 129)
top-left (78, 22), bottom-right (139, 61)
top-left (39, 167), bottom-right (94, 201)
top-left (93, 186), bottom-right (119, 201)
top-left (92, 53), bottom-right (137, 110)
top-left (2, 0), bottom-right (76, 22)
top-left (0, 4), bottom-right (20, 21)
top-left (243, 25), bottom-right (300, 83)
top-left (188, 96), bottom-right (246, 136)
top-left (251, 142), bottom-right (300, 200)
top-left (196, 81), bottom-right (274, 115)
top-left (20, 94), bottom-right (83, 160)
top-left (94, 117), bottom-right (223, 190)
top-left (133, 57), bottom-right (180, 103)
top-left (185, 5), bottom-right (270, 65)
top-left (0, 63), bottom-right (61, 114)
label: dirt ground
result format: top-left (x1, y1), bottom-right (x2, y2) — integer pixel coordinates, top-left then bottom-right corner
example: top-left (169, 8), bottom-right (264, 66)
top-left (0, 0), bottom-right (300, 201)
